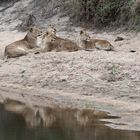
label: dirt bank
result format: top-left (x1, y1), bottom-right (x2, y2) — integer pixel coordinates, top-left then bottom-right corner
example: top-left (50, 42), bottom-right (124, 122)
top-left (0, 26), bottom-right (140, 130)
top-left (0, 0), bottom-right (140, 131)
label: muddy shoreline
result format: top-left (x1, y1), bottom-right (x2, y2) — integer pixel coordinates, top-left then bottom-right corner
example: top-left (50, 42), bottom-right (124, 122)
top-left (0, 29), bottom-right (140, 131)
top-left (0, 82), bottom-right (140, 131)
top-left (0, 0), bottom-right (140, 133)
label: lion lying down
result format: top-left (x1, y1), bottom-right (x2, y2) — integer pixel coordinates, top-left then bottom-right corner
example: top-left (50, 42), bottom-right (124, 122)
top-left (4, 26), bottom-right (43, 58)
top-left (79, 30), bottom-right (115, 51)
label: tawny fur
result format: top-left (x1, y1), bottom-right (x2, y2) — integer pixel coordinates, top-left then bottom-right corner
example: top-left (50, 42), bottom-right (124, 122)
top-left (4, 99), bottom-right (110, 128)
top-left (42, 32), bottom-right (81, 52)
top-left (47, 24), bottom-right (56, 34)
top-left (5, 26), bottom-right (43, 58)
top-left (79, 30), bottom-right (114, 51)
top-left (4, 99), bottom-right (41, 128)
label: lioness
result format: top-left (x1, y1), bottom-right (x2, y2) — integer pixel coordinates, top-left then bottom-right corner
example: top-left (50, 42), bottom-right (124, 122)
top-left (79, 30), bottom-right (114, 51)
top-left (47, 24), bottom-right (56, 35)
top-left (4, 26), bottom-right (43, 58)
top-left (4, 99), bottom-right (56, 128)
top-left (42, 31), bottom-right (80, 52)
top-left (38, 108), bottom-right (56, 127)
top-left (4, 99), bottom-right (42, 128)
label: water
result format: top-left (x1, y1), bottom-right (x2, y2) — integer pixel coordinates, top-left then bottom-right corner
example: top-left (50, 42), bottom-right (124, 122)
top-left (0, 105), bottom-right (140, 140)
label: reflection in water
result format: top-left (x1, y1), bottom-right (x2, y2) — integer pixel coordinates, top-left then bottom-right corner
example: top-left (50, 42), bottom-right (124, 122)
top-left (3, 99), bottom-right (118, 128)
top-left (0, 100), bottom-right (140, 140)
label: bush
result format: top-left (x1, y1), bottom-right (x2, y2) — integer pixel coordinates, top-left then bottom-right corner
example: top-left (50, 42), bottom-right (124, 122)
top-left (0, 0), bottom-right (12, 2)
top-left (0, 0), bottom-right (19, 4)
top-left (68, 0), bottom-right (140, 29)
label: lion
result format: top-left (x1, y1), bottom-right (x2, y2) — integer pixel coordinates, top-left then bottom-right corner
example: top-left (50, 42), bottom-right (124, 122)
top-left (40, 24), bottom-right (84, 52)
top-left (4, 99), bottom-right (42, 128)
top-left (4, 98), bottom-right (56, 128)
top-left (41, 31), bottom-right (81, 52)
top-left (47, 24), bottom-right (56, 34)
top-left (4, 26), bottom-right (43, 58)
top-left (79, 30), bottom-right (114, 51)
top-left (38, 108), bottom-right (56, 127)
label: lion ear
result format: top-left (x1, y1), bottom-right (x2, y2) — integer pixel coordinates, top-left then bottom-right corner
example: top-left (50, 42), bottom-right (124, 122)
top-left (48, 24), bottom-right (54, 27)
top-left (29, 27), bottom-right (33, 32)
top-left (46, 32), bottom-right (49, 35)
top-left (48, 24), bottom-right (52, 27)
top-left (28, 26), bottom-right (36, 32)
top-left (80, 30), bottom-right (84, 35)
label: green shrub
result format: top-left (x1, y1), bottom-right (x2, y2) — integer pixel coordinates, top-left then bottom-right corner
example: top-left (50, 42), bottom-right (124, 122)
top-left (68, 0), bottom-right (140, 29)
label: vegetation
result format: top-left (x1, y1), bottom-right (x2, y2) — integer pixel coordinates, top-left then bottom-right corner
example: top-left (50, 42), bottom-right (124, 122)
top-left (0, 0), bottom-right (13, 2)
top-left (1, 0), bottom-right (140, 30)
top-left (68, 0), bottom-right (140, 29)
top-left (0, 0), bottom-right (19, 3)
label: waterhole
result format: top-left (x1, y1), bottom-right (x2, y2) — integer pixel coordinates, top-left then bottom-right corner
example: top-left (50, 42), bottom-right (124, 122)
top-left (0, 100), bottom-right (140, 140)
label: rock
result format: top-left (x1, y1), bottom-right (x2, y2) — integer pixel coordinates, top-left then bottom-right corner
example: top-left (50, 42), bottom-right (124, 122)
top-left (130, 50), bottom-right (136, 53)
top-left (114, 36), bottom-right (124, 42)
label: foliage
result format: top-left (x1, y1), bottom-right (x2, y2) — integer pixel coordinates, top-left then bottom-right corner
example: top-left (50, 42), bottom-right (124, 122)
top-left (69, 0), bottom-right (140, 29)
